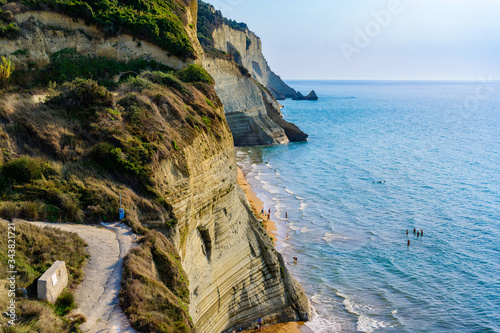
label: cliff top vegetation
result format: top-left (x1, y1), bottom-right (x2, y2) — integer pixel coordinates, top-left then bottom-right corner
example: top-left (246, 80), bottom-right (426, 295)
top-left (197, 0), bottom-right (248, 57)
top-left (0, 0), bottom-right (195, 59)
top-left (0, 50), bottom-right (218, 332)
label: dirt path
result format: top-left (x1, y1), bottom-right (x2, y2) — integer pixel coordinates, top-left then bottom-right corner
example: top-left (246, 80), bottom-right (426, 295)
top-left (31, 222), bottom-right (138, 333)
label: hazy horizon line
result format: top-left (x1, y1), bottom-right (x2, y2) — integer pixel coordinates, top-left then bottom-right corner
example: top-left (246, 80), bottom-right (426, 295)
top-left (283, 78), bottom-right (499, 82)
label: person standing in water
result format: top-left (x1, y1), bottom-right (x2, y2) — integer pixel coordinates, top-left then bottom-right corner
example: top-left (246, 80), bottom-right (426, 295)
top-left (285, 212), bottom-right (288, 219)
top-left (408, 240), bottom-right (410, 247)
top-left (406, 229), bottom-right (409, 235)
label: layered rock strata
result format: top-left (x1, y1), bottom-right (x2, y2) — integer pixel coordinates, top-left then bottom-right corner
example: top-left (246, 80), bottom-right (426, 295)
top-left (211, 24), bottom-right (296, 99)
top-left (0, 10), bottom-right (192, 71)
top-left (204, 57), bottom-right (290, 146)
top-left (204, 22), bottom-right (308, 146)
top-left (1, 4), bottom-right (311, 333)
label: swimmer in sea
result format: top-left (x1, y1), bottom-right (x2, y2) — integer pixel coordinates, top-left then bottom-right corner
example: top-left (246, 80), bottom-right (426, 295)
top-left (406, 229), bottom-right (409, 235)
top-left (407, 240), bottom-right (410, 247)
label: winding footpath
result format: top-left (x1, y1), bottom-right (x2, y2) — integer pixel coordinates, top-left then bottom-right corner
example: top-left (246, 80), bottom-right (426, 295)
top-left (31, 222), bottom-right (138, 333)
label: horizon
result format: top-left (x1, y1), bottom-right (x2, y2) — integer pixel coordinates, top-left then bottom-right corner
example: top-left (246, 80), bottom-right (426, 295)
top-left (205, 0), bottom-right (500, 81)
top-left (284, 78), bottom-right (500, 82)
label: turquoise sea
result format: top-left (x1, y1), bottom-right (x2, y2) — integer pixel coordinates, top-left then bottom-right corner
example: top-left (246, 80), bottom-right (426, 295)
top-left (235, 80), bottom-right (500, 333)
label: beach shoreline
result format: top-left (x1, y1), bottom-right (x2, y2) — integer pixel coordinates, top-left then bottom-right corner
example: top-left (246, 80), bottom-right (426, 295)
top-left (237, 166), bottom-right (313, 333)
top-left (237, 166), bottom-right (278, 245)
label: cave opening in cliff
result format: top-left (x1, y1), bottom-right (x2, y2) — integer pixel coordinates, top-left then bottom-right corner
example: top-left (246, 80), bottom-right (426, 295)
top-left (198, 227), bottom-right (212, 261)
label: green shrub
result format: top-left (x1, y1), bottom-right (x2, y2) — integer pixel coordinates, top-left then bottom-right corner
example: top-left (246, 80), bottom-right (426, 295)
top-left (237, 64), bottom-right (251, 77)
top-left (142, 71), bottom-right (189, 94)
top-left (0, 22), bottom-right (19, 38)
top-left (48, 78), bottom-right (113, 109)
top-left (0, 56), bottom-right (15, 86)
top-left (12, 49), bottom-right (30, 56)
top-left (88, 141), bottom-right (154, 192)
top-left (201, 115), bottom-right (211, 128)
top-left (1, 156), bottom-right (56, 184)
top-left (125, 76), bottom-right (153, 91)
top-left (54, 289), bottom-right (76, 316)
top-left (204, 97), bottom-right (214, 108)
top-left (48, 48), bottom-right (173, 85)
top-left (21, 0), bottom-right (195, 59)
top-left (176, 64), bottom-right (214, 85)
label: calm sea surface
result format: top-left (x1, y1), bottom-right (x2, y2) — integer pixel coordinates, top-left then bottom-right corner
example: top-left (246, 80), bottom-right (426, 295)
top-left (235, 80), bottom-right (500, 333)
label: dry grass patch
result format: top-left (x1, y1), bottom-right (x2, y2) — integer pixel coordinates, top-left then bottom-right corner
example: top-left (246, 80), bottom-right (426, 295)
top-left (120, 231), bottom-right (194, 333)
top-left (0, 220), bottom-right (88, 332)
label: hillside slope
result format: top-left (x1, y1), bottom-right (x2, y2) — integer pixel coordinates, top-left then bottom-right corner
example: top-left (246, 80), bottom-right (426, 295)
top-left (0, 1), bottom-right (311, 332)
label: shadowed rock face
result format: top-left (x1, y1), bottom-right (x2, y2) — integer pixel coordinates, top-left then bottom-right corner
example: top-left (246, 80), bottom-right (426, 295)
top-left (260, 86), bottom-right (309, 143)
top-left (203, 57), bottom-right (289, 146)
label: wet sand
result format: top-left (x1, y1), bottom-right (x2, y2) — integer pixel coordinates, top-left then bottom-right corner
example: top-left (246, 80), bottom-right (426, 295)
top-left (237, 167), bottom-right (278, 245)
top-left (237, 167), bottom-right (313, 333)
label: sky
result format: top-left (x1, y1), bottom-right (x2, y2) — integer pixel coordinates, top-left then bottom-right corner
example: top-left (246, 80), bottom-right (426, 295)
top-left (204, 0), bottom-right (500, 80)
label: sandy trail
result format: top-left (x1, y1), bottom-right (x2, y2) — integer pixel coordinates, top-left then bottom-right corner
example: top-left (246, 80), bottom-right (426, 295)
top-left (31, 222), bottom-right (137, 333)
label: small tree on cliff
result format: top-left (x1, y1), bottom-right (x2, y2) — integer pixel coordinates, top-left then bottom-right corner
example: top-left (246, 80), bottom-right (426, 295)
top-left (0, 56), bottom-right (14, 87)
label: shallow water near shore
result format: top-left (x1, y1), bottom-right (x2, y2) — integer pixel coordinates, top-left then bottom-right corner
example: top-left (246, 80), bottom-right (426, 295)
top-left (236, 80), bottom-right (500, 333)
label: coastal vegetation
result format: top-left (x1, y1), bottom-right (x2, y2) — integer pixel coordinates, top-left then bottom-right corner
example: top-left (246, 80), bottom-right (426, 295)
top-left (1, 35), bottom-right (218, 332)
top-left (0, 220), bottom-right (87, 332)
top-left (0, 1), bottom-right (309, 331)
top-left (0, 0), bottom-right (195, 59)
top-left (120, 230), bottom-right (194, 333)
top-left (0, 56), bottom-right (14, 86)
top-left (1, 65), bottom-right (220, 225)
top-left (197, 0), bottom-right (249, 57)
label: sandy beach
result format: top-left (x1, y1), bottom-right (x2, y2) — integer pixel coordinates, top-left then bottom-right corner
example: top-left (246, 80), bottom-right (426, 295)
top-left (237, 167), bottom-right (278, 246)
top-left (237, 167), bottom-right (313, 333)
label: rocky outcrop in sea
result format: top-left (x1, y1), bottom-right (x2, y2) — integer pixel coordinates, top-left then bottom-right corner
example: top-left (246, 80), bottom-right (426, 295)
top-left (292, 90), bottom-right (319, 101)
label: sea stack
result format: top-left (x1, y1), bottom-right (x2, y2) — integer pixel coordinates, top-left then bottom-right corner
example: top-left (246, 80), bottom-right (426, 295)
top-left (292, 90), bottom-right (319, 100)
top-left (305, 90), bottom-right (319, 100)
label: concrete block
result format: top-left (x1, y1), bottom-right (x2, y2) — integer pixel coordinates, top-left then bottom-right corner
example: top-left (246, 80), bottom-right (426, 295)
top-left (37, 261), bottom-right (68, 303)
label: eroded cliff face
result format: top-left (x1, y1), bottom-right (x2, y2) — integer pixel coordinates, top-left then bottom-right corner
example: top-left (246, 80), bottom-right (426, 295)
top-left (204, 57), bottom-right (289, 146)
top-left (212, 24), bottom-right (295, 99)
top-left (202, 21), bottom-right (307, 146)
top-left (0, 11), bottom-right (191, 71)
top-left (162, 131), bottom-right (310, 332)
top-left (2, 4), bottom-right (311, 333)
